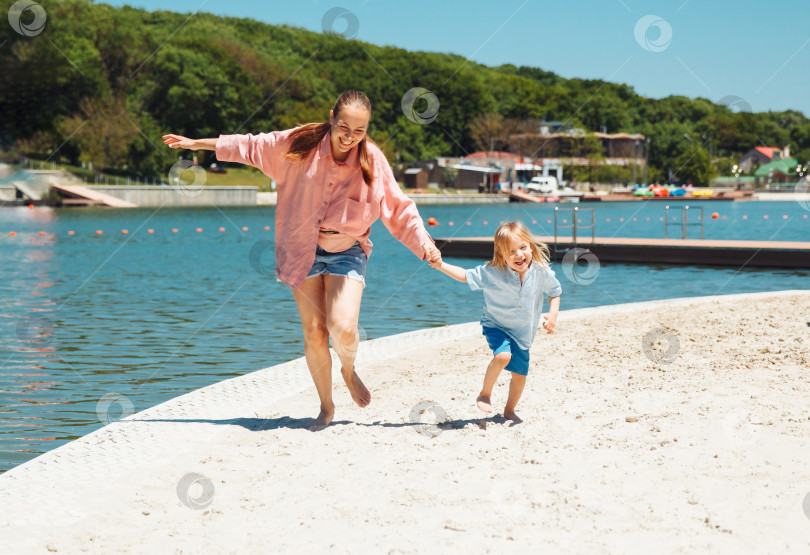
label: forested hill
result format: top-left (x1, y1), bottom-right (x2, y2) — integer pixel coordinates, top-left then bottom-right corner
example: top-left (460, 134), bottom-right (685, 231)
top-left (2, 0), bottom-right (808, 180)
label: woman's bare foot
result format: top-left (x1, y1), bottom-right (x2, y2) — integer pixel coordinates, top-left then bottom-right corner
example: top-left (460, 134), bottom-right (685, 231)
top-left (476, 394), bottom-right (493, 413)
top-left (311, 403), bottom-right (335, 427)
top-left (341, 367), bottom-right (371, 407)
top-left (503, 409), bottom-right (522, 423)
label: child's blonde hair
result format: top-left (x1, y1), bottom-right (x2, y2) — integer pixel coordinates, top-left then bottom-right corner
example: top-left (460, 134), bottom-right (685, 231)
top-left (489, 221), bottom-right (551, 269)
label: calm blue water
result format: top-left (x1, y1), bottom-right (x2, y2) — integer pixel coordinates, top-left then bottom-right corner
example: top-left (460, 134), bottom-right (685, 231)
top-left (0, 198), bottom-right (808, 473)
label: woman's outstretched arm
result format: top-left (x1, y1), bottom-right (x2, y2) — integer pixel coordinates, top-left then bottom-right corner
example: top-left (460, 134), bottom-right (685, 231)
top-left (162, 135), bottom-right (218, 151)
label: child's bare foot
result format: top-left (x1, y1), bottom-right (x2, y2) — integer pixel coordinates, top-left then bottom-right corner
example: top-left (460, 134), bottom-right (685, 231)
top-left (476, 394), bottom-right (493, 413)
top-left (342, 366), bottom-right (371, 407)
top-left (310, 403), bottom-right (335, 428)
top-left (503, 409), bottom-right (522, 423)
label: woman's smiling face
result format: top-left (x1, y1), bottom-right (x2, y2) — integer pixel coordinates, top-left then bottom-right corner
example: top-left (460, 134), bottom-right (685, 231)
top-left (329, 106), bottom-right (369, 160)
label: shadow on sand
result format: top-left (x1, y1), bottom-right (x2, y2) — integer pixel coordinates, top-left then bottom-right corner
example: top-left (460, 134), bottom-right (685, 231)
top-left (130, 413), bottom-right (519, 432)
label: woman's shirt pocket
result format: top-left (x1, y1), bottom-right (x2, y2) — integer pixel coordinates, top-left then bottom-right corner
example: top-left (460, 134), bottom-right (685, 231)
top-left (324, 197), bottom-right (380, 236)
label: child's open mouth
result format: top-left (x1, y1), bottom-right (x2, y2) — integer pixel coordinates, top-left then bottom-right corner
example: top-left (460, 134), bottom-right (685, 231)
top-left (514, 259), bottom-right (526, 267)
top-left (339, 137), bottom-right (353, 147)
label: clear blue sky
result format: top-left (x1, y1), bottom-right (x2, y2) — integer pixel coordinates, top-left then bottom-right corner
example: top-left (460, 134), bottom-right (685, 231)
top-left (100, 0), bottom-right (810, 117)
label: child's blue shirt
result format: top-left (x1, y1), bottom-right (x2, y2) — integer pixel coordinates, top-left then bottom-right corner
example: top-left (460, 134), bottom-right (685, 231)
top-left (465, 261), bottom-right (562, 350)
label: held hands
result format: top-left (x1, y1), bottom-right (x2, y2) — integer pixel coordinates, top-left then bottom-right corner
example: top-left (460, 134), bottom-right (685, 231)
top-left (162, 134), bottom-right (196, 150)
top-left (422, 242), bottom-right (442, 268)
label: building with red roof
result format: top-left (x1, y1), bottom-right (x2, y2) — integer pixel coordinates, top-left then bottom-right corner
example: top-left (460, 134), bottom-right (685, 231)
top-left (739, 146), bottom-right (784, 171)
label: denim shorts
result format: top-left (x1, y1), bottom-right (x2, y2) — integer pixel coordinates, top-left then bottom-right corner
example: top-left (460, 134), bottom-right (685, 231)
top-left (306, 241), bottom-right (368, 285)
top-left (482, 326), bottom-right (530, 376)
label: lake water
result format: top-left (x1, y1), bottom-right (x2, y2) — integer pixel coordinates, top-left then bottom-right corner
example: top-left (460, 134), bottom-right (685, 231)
top-left (0, 196), bottom-right (808, 473)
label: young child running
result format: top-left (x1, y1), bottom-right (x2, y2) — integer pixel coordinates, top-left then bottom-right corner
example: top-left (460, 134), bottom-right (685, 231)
top-left (431, 221), bottom-right (561, 422)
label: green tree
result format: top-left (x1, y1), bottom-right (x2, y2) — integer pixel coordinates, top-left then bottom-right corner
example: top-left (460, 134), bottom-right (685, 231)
top-left (674, 145), bottom-right (716, 186)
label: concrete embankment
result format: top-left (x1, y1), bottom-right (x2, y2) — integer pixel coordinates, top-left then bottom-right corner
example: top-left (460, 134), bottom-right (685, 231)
top-left (87, 185), bottom-right (257, 207)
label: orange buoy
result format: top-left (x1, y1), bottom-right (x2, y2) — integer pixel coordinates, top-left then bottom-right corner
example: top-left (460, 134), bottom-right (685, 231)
top-left (645, 217), bottom-right (650, 221)
top-left (742, 215), bottom-right (748, 220)
top-left (711, 212), bottom-right (719, 219)
top-left (264, 225), bottom-right (270, 230)
top-left (606, 218), bottom-right (611, 222)
top-left (448, 222), bottom-right (454, 226)
top-left (67, 231), bottom-right (75, 235)
top-left (763, 215), bottom-right (769, 219)
top-left (147, 229), bottom-right (154, 234)
top-left (96, 230), bottom-right (103, 235)
top-left (121, 230), bottom-right (128, 234)
top-left (465, 221), bottom-right (471, 226)
top-left (619, 218), bottom-right (624, 222)
top-left (546, 219), bottom-right (551, 224)
top-left (172, 228), bottom-right (178, 233)
top-left (782, 215), bottom-right (788, 219)
top-left (803, 215), bottom-right (808, 219)
top-left (196, 227), bottom-right (203, 232)
top-left (242, 226), bottom-right (249, 231)
top-left (562, 219), bottom-right (567, 224)
top-left (28, 204), bottom-right (34, 209)
top-left (427, 217), bottom-right (438, 226)
top-left (219, 227), bottom-right (225, 232)
top-left (531, 220), bottom-right (537, 224)
top-left (722, 215), bottom-right (727, 219)
top-left (38, 231), bottom-right (46, 236)
top-left (9, 231), bottom-right (16, 236)
top-left (483, 220), bottom-right (488, 225)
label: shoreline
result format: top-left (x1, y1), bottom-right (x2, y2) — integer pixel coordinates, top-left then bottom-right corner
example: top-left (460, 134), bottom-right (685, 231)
top-left (1, 290), bottom-right (809, 552)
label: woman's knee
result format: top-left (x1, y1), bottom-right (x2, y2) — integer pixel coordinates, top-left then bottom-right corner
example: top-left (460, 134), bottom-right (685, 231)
top-left (302, 322), bottom-right (329, 348)
top-left (329, 320), bottom-right (360, 353)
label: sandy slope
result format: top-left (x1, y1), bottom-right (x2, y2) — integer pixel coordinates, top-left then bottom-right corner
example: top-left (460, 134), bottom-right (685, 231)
top-left (3, 291), bottom-right (810, 554)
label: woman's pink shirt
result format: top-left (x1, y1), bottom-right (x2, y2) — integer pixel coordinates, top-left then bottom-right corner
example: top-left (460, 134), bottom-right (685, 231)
top-left (216, 129), bottom-right (432, 289)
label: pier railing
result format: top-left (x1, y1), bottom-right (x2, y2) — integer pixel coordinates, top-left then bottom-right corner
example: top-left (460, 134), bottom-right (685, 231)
top-left (664, 205), bottom-right (704, 240)
top-left (553, 206), bottom-right (595, 247)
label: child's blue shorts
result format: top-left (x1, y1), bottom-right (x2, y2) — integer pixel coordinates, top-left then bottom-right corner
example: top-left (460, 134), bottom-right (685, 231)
top-left (482, 326), bottom-right (530, 376)
top-left (306, 241), bottom-right (367, 286)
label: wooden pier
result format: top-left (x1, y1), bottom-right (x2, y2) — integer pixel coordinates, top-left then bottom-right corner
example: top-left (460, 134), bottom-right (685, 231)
top-left (434, 236), bottom-right (810, 269)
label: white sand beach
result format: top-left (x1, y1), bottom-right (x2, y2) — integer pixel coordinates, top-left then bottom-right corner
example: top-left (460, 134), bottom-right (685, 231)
top-left (1, 290), bottom-right (810, 554)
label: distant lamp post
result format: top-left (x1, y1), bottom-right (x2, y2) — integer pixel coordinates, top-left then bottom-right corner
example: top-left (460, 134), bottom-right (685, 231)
top-left (643, 137), bottom-right (650, 186)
